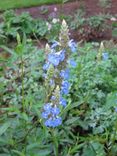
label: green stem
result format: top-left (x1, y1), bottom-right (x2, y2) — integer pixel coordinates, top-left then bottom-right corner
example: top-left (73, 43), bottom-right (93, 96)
top-left (33, 32), bottom-right (42, 48)
top-left (51, 129), bottom-right (58, 156)
top-left (21, 55), bottom-right (27, 154)
top-left (21, 55), bottom-right (25, 112)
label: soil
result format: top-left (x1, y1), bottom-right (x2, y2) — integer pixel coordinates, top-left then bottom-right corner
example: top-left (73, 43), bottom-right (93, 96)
top-left (15, 0), bottom-right (117, 42)
top-left (15, 0), bottom-right (117, 18)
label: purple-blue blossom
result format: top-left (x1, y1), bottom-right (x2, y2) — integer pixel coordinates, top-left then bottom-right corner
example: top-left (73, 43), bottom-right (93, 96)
top-left (60, 69), bottom-right (70, 79)
top-left (69, 59), bottom-right (77, 67)
top-left (51, 96), bottom-right (56, 101)
top-left (43, 103), bottom-right (52, 113)
top-left (51, 41), bottom-right (60, 49)
top-left (42, 103), bottom-right (62, 127)
top-left (115, 107), bottom-right (117, 112)
top-left (68, 39), bottom-right (77, 53)
top-left (48, 50), bottom-right (66, 66)
top-left (60, 97), bottom-right (67, 106)
top-left (61, 81), bottom-right (70, 95)
top-left (41, 112), bottom-right (49, 119)
top-left (48, 53), bottom-right (60, 66)
top-left (43, 62), bottom-right (50, 71)
top-left (45, 117), bottom-right (62, 127)
top-left (59, 50), bottom-right (65, 61)
top-left (51, 107), bottom-right (60, 115)
top-left (102, 52), bottom-right (109, 61)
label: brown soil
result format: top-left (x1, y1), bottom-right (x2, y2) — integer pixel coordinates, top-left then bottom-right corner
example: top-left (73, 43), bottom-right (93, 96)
top-left (4, 0), bottom-right (117, 42)
top-left (16, 0), bottom-right (117, 18)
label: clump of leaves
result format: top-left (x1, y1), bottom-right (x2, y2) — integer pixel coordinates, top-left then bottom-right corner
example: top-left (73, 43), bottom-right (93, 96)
top-left (70, 10), bottom-right (109, 41)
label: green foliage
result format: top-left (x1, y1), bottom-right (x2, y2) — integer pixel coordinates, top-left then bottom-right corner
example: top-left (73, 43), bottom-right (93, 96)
top-left (1, 10), bottom-right (47, 39)
top-left (70, 9), bottom-right (86, 30)
top-left (1, 38), bottom-right (117, 155)
top-left (0, 10), bottom-right (62, 44)
top-left (70, 10), bottom-right (109, 41)
top-left (0, 0), bottom-right (62, 10)
top-left (98, 0), bottom-right (111, 9)
top-left (88, 14), bottom-right (109, 30)
top-left (0, 9), bottom-right (117, 155)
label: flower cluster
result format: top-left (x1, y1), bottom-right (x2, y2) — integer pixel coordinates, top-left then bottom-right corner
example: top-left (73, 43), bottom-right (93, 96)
top-left (102, 52), bottom-right (109, 61)
top-left (42, 103), bottom-right (62, 127)
top-left (41, 20), bottom-right (77, 128)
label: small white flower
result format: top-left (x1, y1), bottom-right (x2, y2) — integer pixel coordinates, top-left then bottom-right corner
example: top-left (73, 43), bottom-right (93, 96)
top-left (52, 18), bottom-right (59, 24)
top-left (52, 18), bottom-right (57, 24)
top-left (110, 17), bottom-right (116, 21)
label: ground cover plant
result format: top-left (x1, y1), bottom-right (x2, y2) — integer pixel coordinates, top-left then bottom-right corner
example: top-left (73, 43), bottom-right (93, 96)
top-left (0, 9), bottom-right (115, 47)
top-left (0, 10), bottom-right (62, 45)
top-left (0, 15), bottom-right (117, 156)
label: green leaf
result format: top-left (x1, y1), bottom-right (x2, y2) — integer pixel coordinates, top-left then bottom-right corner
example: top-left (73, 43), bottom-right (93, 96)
top-left (0, 45), bottom-right (15, 55)
top-left (104, 92), bottom-right (117, 110)
top-left (65, 117), bottom-right (79, 125)
top-left (12, 150), bottom-right (25, 156)
top-left (0, 122), bottom-right (11, 136)
top-left (82, 145), bottom-right (96, 156)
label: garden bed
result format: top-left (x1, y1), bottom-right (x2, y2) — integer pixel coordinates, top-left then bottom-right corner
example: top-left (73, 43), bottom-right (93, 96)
top-left (15, 0), bottom-right (117, 42)
top-left (0, 1), bottom-right (117, 156)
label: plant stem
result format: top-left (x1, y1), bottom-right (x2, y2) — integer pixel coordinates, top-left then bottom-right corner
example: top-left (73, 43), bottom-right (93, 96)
top-left (21, 55), bottom-right (25, 112)
top-left (33, 32), bottom-right (43, 48)
top-left (51, 129), bottom-right (58, 156)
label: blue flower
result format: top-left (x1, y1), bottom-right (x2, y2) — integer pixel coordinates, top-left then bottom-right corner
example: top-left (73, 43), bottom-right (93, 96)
top-left (44, 117), bottom-right (62, 127)
top-left (48, 53), bottom-right (60, 66)
top-left (43, 103), bottom-right (52, 113)
top-left (51, 41), bottom-right (60, 49)
top-left (41, 112), bottom-right (49, 119)
top-left (69, 59), bottom-right (77, 67)
top-left (59, 50), bottom-right (65, 61)
top-left (60, 69), bottom-right (70, 79)
top-left (53, 117), bottom-right (62, 127)
top-left (51, 96), bottom-right (56, 100)
top-left (115, 107), bottom-right (117, 112)
top-left (68, 39), bottom-right (77, 53)
top-left (44, 118), bottom-right (53, 127)
top-left (62, 81), bottom-right (70, 88)
top-left (51, 107), bottom-right (60, 115)
top-left (60, 97), bottom-right (67, 106)
top-left (43, 62), bottom-right (50, 71)
top-left (61, 81), bottom-right (70, 95)
top-left (102, 52), bottom-right (109, 61)
top-left (42, 102), bottom-right (61, 127)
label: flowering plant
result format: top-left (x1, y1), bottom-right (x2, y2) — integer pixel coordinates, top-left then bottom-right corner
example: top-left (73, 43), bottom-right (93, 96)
top-left (41, 20), bottom-right (77, 128)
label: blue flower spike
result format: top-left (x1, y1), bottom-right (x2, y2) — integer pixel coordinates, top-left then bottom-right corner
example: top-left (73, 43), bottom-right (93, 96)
top-left (42, 20), bottom-right (77, 128)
